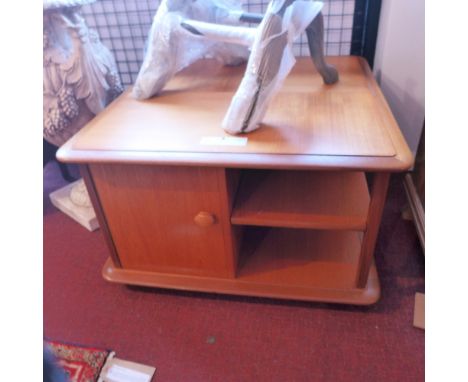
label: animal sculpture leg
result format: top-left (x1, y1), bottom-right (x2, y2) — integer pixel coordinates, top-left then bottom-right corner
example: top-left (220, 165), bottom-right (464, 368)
top-left (222, 0), bottom-right (324, 134)
top-left (242, 10), bottom-right (338, 85)
top-left (305, 12), bottom-right (339, 84)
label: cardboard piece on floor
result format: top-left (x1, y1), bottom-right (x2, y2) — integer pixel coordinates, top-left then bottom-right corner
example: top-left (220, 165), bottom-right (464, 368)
top-left (49, 180), bottom-right (99, 231)
top-left (99, 355), bottom-right (156, 382)
top-left (413, 292), bottom-right (425, 329)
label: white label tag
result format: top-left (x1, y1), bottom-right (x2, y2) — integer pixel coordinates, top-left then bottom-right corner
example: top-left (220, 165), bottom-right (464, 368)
top-left (106, 364), bottom-right (152, 382)
top-left (200, 136), bottom-right (248, 146)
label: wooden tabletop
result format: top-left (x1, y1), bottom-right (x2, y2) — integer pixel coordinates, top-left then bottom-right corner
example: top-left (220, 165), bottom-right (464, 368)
top-left (58, 56), bottom-right (413, 171)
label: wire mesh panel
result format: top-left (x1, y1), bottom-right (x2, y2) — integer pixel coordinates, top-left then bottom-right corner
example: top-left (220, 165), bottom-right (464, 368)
top-left (81, 0), bottom-right (356, 86)
top-left (81, 0), bottom-right (159, 86)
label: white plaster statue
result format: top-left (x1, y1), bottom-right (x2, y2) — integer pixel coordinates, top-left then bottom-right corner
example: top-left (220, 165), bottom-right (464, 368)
top-left (223, 0), bottom-right (323, 133)
top-left (132, 0), bottom-right (250, 100)
top-left (44, 0), bottom-right (122, 229)
top-left (133, 0), bottom-right (337, 135)
top-left (43, 0), bottom-right (122, 146)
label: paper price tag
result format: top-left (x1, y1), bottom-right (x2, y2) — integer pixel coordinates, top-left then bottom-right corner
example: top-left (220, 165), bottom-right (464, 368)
top-left (106, 364), bottom-right (152, 382)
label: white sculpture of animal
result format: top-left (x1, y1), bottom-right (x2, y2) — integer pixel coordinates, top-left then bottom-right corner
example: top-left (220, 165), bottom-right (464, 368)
top-left (132, 0), bottom-right (251, 100)
top-left (133, 0), bottom-right (338, 135)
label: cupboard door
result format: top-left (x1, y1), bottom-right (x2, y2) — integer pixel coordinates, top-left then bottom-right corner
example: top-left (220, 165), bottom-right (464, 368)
top-left (90, 164), bottom-right (234, 277)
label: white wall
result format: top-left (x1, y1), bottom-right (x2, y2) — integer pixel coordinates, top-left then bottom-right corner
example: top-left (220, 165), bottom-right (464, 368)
top-left (373, 0), bottom-right (425, 154)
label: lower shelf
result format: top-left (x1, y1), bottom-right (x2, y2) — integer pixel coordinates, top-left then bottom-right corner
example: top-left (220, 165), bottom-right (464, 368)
top-left (237, 228), bottom-right (362, 290)
top-left (102, 227), bottom-right (380, 304)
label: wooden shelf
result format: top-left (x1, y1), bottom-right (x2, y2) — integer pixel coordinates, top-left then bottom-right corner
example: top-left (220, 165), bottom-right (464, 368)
top-left (238, 227), bottom-right (361, 289)
top-left (103, 256), bottom-right (380, 304)
top-left (103, 227), bottom-right (380, 305)
top-left (231, 170), bottom-right (370, 230)
top-left (102, 228), bottom-right (379, 304)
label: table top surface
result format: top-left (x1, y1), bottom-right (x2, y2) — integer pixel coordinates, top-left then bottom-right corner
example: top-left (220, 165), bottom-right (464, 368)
top-left (58, 56), bottom-right (412, 171)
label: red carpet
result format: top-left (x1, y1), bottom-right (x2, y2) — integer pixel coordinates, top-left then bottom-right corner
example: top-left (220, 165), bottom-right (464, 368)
top-left (44, 162), bottom-right (424, 382)
top-left (45, 340), bottom-right (109, 382)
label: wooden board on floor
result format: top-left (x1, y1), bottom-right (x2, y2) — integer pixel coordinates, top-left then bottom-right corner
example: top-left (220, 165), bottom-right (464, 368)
top-left (100, 355), bottom-right (156, 382)
top-left (413, 292), bottom-right (425, 329)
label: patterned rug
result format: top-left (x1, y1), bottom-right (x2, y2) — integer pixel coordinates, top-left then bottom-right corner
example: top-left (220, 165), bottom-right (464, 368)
top-left (45, 340), bottom-right (110, 382)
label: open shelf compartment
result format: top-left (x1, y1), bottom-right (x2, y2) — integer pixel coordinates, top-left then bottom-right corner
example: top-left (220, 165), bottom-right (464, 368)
top-left (231, 170), bottom-right (370, 230)
top-left (237, 227), bottom-right (362, 290)
top-left (103, 226), bottom-right (380, 305)
top-left (102, 226), bottom-right (380, 304)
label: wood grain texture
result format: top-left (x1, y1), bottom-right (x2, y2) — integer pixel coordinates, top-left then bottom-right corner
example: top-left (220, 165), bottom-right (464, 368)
top-left (355, 172), bottom-right (390, 288)
top-left (57, 57), bottom-right (413, 171)
top-left (413, 292), bottom-right (425, 329)
top-left (69, 90), bottom-right (394, 156)
top-left (102, 230), bottom-right (381, 305)
top-left (80, 164), bottom-right (121, 267)
top-left (90, 164), bottom-right (236, 277)
top-left (237, 228), bottom-right (361, 289)
top-left (53, 56), bottom-right (414, 304)
top-left (216, 168), bottom-right (241, 277)
top-left (231, 170), bottom-right (369, 230)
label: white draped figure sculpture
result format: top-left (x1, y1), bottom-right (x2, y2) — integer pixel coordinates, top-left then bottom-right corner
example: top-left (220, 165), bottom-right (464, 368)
top-left (133, 0), bottom-right (338, 134)
top-left (43, 0), bottom-right (122, 230)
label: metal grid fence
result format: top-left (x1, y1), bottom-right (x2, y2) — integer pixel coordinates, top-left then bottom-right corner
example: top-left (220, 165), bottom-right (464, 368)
top-left (81, 0), bottom-right (355, 86)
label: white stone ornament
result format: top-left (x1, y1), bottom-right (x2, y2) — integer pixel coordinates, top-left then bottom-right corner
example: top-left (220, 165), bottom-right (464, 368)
top-left (43, 1), bottom-right (123, 146)
top-left (69, 179), bottom-right (92, 208)
top-left (44, 0), bottom-right (122, 231)
top-left (50, 179), bottom-right (99, 231)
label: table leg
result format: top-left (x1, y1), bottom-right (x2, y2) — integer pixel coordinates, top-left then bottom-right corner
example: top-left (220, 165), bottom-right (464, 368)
top-left (355, 172), bottom-right (390, 288)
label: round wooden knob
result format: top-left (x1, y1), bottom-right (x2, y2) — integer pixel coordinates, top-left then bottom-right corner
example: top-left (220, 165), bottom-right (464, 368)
top-left (194, 211), bottom-right (216, 227)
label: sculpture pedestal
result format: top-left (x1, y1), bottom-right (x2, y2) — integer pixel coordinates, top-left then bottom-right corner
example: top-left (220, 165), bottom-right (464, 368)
top-left (49, 179), bottom-right (99, 231)
top-left (44, 1), bottom-right (121, 230)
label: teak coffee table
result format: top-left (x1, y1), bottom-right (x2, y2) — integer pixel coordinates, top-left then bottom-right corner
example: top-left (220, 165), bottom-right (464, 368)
top-left (58, 56), bottom-right (413, 305)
